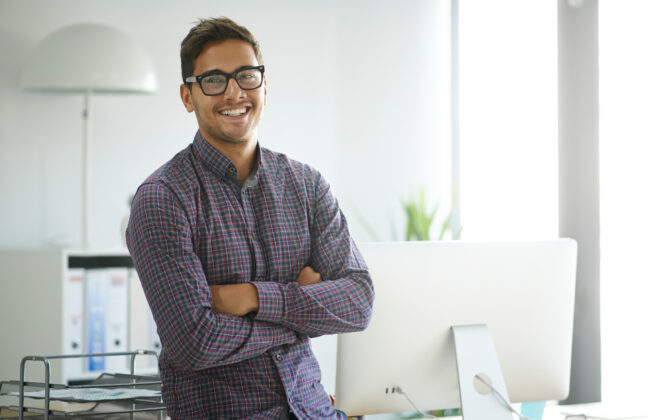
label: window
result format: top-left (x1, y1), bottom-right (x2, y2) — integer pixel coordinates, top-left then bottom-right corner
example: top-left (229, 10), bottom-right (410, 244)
top-left (460, 1), bottom-right (558, 240)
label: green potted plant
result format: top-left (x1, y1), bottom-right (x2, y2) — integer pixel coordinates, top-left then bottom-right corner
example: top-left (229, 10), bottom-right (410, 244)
top-left (354, 187), bottom-right (461, 242)
top-left (401, 187), bottom-right (460, 241)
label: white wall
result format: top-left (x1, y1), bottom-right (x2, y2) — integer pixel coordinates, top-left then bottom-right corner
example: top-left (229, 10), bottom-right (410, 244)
top-left (0, 0), bottom-right (449, 249)
top-left (334, 1), bottom-right (451, 241)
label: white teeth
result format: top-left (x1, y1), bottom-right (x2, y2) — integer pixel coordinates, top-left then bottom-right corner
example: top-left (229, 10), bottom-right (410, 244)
top-left (220, 108), bottom-right (247, 116)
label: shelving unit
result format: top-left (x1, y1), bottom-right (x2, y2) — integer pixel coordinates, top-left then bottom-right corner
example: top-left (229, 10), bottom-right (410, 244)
top-left (0, 350), bottom-right (165, 419)
top-left (0, 249), bottom-right (161, 385)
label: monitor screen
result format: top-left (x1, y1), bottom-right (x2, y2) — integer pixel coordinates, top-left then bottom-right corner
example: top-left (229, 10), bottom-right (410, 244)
top-left (335, 239), bottom-right (577, 417)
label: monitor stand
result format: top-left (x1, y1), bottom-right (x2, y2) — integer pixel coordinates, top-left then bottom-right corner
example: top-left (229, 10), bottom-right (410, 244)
top-left (451, 325), bottom-right (514, 420)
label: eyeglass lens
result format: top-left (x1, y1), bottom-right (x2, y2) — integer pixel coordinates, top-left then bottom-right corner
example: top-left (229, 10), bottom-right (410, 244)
top-left (201, 68), bottom-right (262, 95)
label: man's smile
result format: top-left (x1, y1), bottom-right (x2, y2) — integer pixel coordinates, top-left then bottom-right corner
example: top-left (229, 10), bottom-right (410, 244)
top-left (216, 104), bottom-right (251, 118)
top-left (219, 107), bottom-right (249, 116)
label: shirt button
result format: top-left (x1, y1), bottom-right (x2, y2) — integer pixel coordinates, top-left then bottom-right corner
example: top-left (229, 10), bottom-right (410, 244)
top-left (288, 397), bottom-right (293, 403)
top-left (274, 354), bottom-right (283, 361)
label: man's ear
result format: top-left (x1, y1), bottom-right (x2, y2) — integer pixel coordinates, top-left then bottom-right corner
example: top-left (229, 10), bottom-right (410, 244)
top-left (180, 84), bottom-right (195, 112)
top-left (263, 77), bottom-right (268, 106)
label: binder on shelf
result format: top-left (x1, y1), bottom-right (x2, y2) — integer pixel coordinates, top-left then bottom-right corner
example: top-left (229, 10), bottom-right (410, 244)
top-left (63, 268), bottom-right (85, 376)
top-left (84, 268), bottom-right (130, 373)
top-left (85, 269), bottom-right (107, 372)
top-left (104, 267), bottom-right (130, 372)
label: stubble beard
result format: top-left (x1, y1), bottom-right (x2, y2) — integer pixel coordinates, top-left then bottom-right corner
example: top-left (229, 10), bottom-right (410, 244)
top-left (196, 112), bottom-right (257, 147)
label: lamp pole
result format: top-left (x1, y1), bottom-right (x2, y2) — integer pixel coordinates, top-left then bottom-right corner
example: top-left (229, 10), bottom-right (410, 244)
top-left (82, 90), bottom-right (92, 250)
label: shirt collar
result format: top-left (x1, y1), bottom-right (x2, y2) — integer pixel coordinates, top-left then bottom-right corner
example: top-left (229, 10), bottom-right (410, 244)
top-left (192, 130), bottom-right (263, 184)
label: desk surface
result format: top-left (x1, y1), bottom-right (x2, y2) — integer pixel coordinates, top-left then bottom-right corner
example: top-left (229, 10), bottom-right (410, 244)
top-left (543, 402), bottom-right (669, 420)
top-left (434, 402), bottom-right (669, 420)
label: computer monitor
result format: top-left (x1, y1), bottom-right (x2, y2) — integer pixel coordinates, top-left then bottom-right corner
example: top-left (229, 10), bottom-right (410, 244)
top-left (335, 239), bottom-right (577, 417)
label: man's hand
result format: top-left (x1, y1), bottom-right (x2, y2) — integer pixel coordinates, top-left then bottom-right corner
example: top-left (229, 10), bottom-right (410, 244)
top-left (209, 283), bottom-right (259, 316)
top-left (210, 267), bottom-right (320, 316)
top-left (296, 266), bottom-right (323, 286)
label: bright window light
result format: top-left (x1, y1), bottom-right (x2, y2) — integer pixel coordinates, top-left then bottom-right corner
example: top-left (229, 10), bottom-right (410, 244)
top-left (459, 1), bottom-right (558, 240)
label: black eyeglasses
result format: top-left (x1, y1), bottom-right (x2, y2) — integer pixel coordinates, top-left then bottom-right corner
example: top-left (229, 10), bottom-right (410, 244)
top-left (185, 65), bottom-right (265, 96)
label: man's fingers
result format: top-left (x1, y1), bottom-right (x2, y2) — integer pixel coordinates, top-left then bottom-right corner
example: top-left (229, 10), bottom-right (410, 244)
top-left (209, 284), bottom-right (258, 316)
top-left (296, 266), bottom-right (323, 286)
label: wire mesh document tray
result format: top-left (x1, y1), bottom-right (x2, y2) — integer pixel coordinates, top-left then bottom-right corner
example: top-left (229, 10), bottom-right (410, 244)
top-left (0, 350), bottom-right (165, 419)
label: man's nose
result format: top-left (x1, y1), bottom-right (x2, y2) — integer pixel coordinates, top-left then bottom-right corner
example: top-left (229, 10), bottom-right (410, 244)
top-left (223, 78), bottom-right (245, 99)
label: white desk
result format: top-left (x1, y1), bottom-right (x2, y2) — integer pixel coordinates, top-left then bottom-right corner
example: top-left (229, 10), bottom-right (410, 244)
top-left (429, 402), bottom-right (669, 420)
top-left (543, 402), bottom-right (669, 420)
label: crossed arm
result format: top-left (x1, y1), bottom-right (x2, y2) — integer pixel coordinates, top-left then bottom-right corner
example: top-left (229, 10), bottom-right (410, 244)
top-left (210, 266), bottom-right (323, 316)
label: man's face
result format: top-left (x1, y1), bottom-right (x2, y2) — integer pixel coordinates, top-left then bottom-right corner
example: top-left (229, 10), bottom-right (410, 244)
top-left (180, 39), bottom-right (266, 146)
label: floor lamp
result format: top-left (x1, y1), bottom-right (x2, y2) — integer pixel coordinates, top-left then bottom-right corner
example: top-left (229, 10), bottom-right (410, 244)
top-left (19, 23), bottom-right (157, 250)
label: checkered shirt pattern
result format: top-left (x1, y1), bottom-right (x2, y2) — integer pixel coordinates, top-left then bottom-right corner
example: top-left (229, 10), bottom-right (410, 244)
top-left (126, 131), bottom-right (374, 419)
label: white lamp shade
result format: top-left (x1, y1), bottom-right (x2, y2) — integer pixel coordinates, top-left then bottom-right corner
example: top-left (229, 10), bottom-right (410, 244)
top-left (20, 23), bottom-right (157, 93)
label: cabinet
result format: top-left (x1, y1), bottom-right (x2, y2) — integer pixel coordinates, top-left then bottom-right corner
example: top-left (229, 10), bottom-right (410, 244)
top-left (0, 249), bottom-right (160, 385)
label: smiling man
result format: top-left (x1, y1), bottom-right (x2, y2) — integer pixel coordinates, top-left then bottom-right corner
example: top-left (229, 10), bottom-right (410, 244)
top-left (126, 17), bottom-right (374, 420)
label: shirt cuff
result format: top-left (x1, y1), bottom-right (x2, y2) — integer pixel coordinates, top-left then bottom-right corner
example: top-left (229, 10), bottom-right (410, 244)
top-left (252, 281), bottom-right (284, 324)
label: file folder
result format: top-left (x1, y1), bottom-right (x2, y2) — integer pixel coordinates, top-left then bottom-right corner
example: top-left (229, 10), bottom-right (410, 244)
top-left (85, 269), bottom-right (107, 371)
top-left (63, 268), bottom-right (85, 376)
top-left (104, 267), bottom-right (129, 372)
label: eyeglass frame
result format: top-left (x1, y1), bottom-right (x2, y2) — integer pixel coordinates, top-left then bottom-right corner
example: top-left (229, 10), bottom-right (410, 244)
top-left (184, 65), bottom-right (265, 96)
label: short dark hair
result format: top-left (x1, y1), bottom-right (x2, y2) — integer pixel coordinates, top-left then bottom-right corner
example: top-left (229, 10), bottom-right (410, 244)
top-left (180, 17), bottom-right (263, 84)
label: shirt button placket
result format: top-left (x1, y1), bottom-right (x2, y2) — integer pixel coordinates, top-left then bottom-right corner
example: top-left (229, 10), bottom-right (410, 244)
top-left (273, 352), bottom-right (295, 406)
top-left (243, 192), bottom-right (265, 279)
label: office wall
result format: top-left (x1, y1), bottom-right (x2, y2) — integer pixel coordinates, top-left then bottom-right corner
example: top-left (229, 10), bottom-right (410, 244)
top-left (0, 0), bottom-right (450, 250)
top-left (334, 1), bottom-right (451, 242)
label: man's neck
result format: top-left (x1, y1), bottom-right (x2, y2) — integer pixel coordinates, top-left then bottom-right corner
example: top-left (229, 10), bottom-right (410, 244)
top-left (205, 135), bottom-right (258, 182)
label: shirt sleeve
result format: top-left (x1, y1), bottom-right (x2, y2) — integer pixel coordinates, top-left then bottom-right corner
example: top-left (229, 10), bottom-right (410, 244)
top-left (127, 182), bottom-right (297, 371)
top-left (252, 169), bottom-right (374, 337)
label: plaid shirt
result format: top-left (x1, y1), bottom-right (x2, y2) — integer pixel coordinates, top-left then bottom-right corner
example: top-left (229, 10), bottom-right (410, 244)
top-left (126, 131), bottom-right (374, 419)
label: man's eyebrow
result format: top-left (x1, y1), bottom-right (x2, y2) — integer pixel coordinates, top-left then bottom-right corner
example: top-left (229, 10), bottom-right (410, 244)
top-left (199, 65), bottom-right (258, 76)
top-left (199, 69), bottom-right (227, 77)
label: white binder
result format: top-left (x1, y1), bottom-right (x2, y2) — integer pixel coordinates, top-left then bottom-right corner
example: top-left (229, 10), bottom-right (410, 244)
top-left (104, 267), bottom-right (129, 372)
top-left (63, 268), bottom-right (85, 376)
top-left (85, 269), bottom-right (107, 372)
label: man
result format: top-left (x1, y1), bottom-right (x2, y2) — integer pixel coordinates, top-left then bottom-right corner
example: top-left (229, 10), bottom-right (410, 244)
top-left (126, 17), bottom-right (374, 420)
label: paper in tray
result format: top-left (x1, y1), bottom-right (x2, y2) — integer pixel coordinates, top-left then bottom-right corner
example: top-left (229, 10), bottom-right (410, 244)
top-left (10, 387), bottom-right (161, 402)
